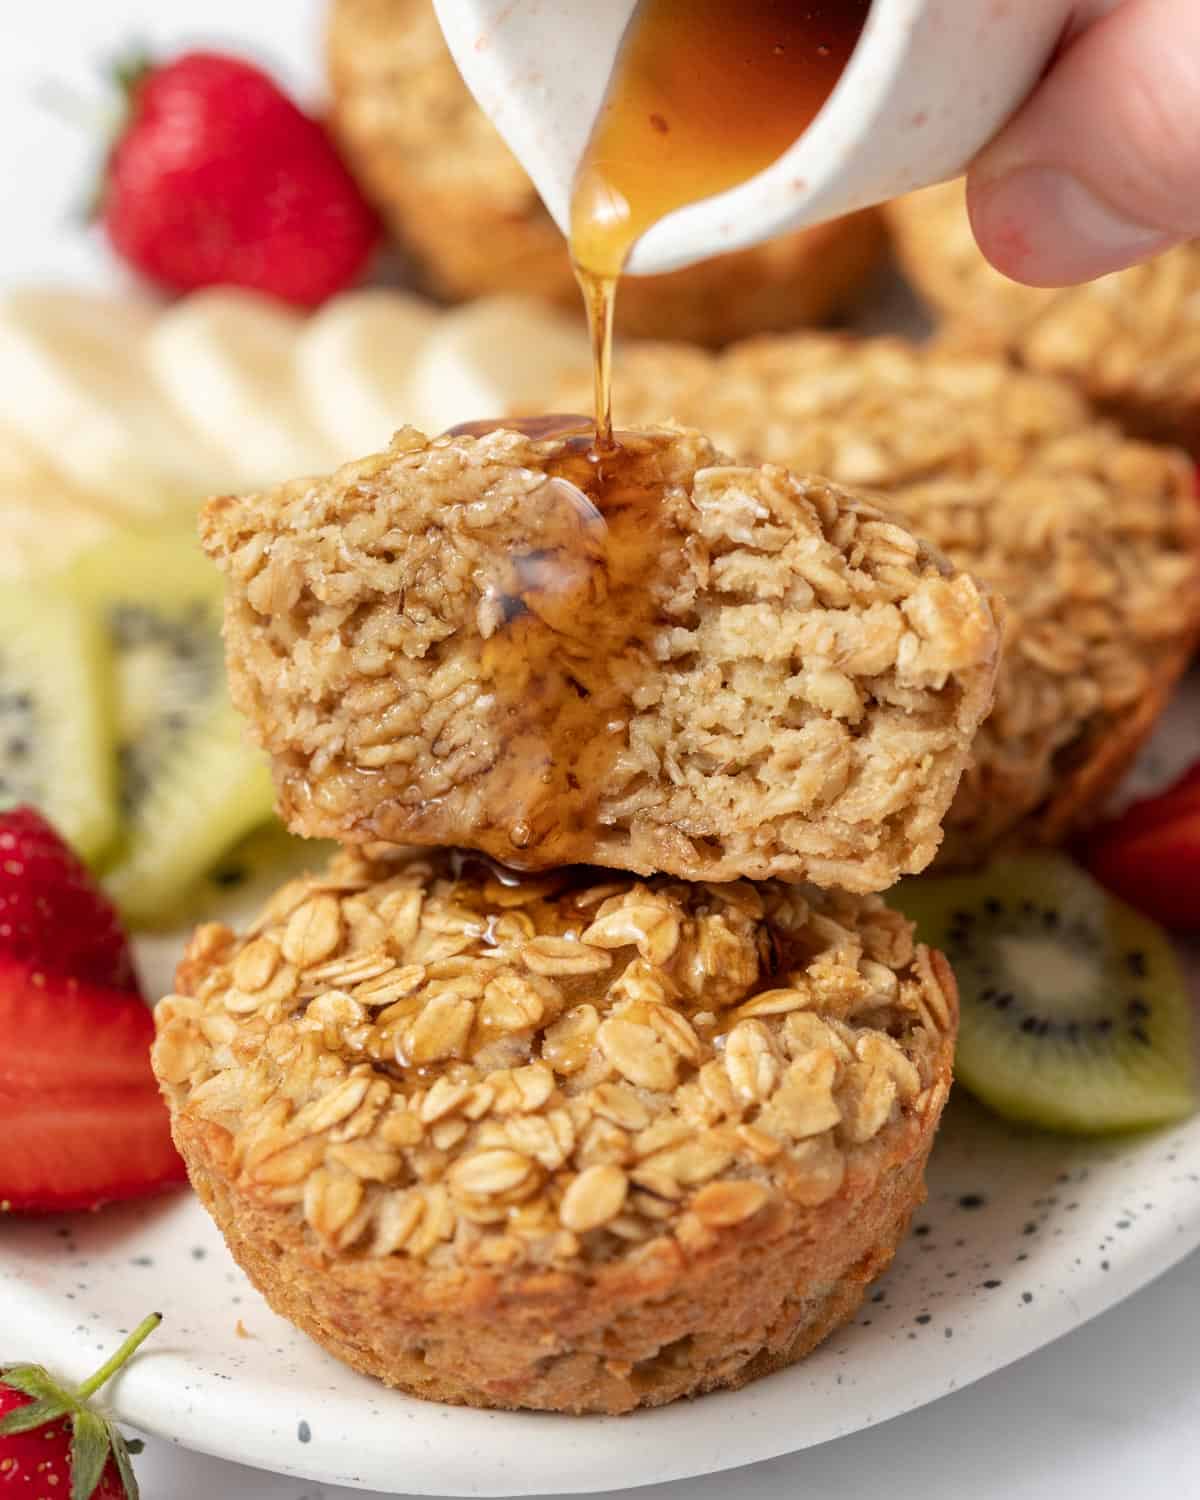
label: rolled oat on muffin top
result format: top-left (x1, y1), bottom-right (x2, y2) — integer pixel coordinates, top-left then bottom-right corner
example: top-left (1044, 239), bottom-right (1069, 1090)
top-left (886, 179), bottom-right (1200, 453)
top-left (201, 422), bottom-right (999, 891)
top-left (153, 845), bottom-right (957, 1413)
top-left (550, 336), bottom-right (1200, 865)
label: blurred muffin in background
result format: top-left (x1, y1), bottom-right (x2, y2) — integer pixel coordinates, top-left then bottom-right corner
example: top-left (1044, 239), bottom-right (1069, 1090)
top-left (326, 0), bottom-right (886, 345)
top-left (550, 334), bottom-right (1200, 865)
top-left (887, 180), bottom-right (1200, 453)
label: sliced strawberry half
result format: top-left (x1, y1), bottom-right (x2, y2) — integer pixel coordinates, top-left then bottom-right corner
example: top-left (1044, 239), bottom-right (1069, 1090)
top-left (1082, 760), bottom-right (1200, 931)
top-left (0, 959), bottom-right (185, 1213)
top-left (0, 806), bottom-right (139, 994)
top-left (0, 1088), bottom-right (186, 1213)
top-left (0, 963), bottom-right (156, 1096)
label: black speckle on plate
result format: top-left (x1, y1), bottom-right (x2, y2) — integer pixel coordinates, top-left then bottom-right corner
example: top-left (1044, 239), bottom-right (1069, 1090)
top-left (297, 1420), bottom-right (312, 1443)
top-left (958, 1194), bottom-right (986, 1210)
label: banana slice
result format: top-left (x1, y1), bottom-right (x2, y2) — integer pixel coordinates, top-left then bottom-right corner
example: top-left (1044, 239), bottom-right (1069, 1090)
top-left (0, 487), bottom-right (114, 580)
top-left (405, 295), bottom-right (590, 435)
top-left (0, 289), bottom-right (231, 516)
top-left (147, 289), bottom-right (344, 489)
top-left (0, 424), bottom-right (121, 577)
top-left (297, 289), bottom-right (438, 461)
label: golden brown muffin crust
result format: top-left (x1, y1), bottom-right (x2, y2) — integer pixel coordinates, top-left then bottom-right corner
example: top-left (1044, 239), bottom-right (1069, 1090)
top-left (887, 180), bottom-right (1200, 451)
top-left (154, 847), bottom-right (956, 1412)
top-left (202, 424), bottom-right (999, 889)
top-left (326, 0), bottom-right (885, 343)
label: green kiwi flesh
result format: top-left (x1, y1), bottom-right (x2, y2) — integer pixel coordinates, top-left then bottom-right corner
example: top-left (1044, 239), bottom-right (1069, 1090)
top-left (0, 577), bottom-right (117, 863)
top-left (894, 853), bottom-right (1196, 1135)
top-left (174, 824), bottom-right (337, 926)
top-left (69, 529), bottom-right (275, 927)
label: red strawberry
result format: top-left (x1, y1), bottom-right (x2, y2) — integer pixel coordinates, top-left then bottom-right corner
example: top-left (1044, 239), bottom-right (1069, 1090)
top-left (1082, 760), bottom-right (1200, 931)
top-left (0, 807), bottom-right (139, 994)
top-left (101, 51), bottom-right (380, 307)
top-left (0, 960), bottom-right (185, 1213)
top-left (0, 1314), bottom-right (159, 1499)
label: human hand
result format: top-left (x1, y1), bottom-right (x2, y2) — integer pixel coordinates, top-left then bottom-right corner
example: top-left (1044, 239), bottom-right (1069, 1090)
top-left (966, 0), bottom-right (1200, 286)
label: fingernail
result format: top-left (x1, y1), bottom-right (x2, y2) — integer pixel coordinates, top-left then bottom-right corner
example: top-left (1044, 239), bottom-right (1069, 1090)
top-left (971, 166), bottom-right (1175, 284)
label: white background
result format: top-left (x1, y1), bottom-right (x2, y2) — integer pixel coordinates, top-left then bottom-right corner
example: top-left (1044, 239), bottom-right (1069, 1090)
top-left (1, 2), bottom-right (1197, 1496)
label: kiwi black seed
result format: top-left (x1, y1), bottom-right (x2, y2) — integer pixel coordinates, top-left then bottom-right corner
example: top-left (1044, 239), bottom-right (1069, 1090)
top-left (894, 853), bottom-right (1196, 1135)
top-left (69, 529), bottom-right (275, 928)
top-left (0, 576), bottom-right (116, 862)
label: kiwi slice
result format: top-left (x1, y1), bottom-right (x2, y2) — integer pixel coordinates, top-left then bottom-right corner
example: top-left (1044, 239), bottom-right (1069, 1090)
top-left (894, 853), bottom-right (1196, 1135)
top-left (182, 824), bottom-right (338, 924)
top-left (0, 577), bottom-right (117, 863)
top-left (69, 529), bottom-right (276, 928)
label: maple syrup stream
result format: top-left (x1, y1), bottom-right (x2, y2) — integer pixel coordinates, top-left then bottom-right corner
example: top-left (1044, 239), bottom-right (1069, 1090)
top-left (570, 0), bottom-right (870, 452)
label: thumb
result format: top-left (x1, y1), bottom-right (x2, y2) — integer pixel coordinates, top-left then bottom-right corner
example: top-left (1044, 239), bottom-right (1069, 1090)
top-left (966, 0), bottom-right (1200, 286)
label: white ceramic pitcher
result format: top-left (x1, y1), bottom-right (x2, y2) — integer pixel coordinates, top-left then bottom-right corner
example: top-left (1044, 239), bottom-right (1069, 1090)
top-left (432, 0), bottom-right (1076, 277)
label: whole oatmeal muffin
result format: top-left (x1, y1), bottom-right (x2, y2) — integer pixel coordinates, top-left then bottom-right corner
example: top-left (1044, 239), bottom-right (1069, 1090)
top-left (886, 180), bottom-right (1200, 452)
top-left (550, 337), bottom-right (1200, 865)
top-left (153, 846), bottom-right (957, 1413)
top-left (326, 0), bottom-right (885, 345)
top-left (201, 423), bottom-right (999, 890)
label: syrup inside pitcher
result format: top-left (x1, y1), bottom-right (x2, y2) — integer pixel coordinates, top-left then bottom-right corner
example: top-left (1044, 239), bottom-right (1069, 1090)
top-left (570, 0), bottom-right (871, 450)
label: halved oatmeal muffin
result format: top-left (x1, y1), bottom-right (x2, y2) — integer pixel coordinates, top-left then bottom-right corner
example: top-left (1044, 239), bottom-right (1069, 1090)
top-left (886, 180), bottom-right (1200, 452)
top-left (202, 424), bottom-right (999, 890)
top-left (550, 337), bottom-right (1200, 865)
top-left (153, 846), bottom-right (956, 1413)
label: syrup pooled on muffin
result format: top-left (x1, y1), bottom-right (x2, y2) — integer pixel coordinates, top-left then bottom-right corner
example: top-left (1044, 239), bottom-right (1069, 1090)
top-left (437, 419), bottom-right (687, 864)
top-left (570, 0), bottom-right (871, 446)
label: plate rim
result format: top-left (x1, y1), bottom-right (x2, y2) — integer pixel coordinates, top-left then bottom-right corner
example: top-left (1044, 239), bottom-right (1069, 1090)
top-left (4, 1155), bottom-right (1199, 1497)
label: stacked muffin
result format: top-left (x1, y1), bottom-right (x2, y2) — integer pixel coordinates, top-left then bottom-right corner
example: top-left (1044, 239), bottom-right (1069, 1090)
top-left (153, 421), bottom-right (1002, 1412)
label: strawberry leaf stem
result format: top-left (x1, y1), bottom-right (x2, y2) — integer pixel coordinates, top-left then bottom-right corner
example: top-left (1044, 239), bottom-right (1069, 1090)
top-left (75, 1313), bottom-right (161, 1401)
top-left (1, 1315), bottom-right (161, 1500)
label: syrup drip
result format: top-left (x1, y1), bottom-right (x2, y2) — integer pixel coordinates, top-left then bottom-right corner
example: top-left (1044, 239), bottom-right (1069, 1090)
top-left (429, 425), bottom-right (682, 868)
top-left (569, 0), bottom-right (870, 448)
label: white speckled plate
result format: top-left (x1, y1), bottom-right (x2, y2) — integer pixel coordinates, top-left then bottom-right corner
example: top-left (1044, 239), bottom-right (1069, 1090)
top-left (0, 4), bottom-right (1197, 1479)
top-left (2, 678), bottom-right (1198, 1497)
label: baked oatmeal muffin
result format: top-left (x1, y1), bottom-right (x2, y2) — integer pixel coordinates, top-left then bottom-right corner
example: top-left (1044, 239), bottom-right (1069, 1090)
top-left (886, 180), bottom-right (1200, 452)
top-left (202, 423), bottom-right (999, 890)
top-left (153, 845), bottom-right (957, 1413)
top-left (326, 0), bottom-right (885, 345)
top-left (550, 337), bottom-right (1200, 864)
